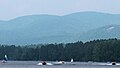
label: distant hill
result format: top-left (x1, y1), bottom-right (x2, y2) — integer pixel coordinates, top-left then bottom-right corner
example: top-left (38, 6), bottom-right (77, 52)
top-left (0, 12), bottom-right (120, 44)
top-left (80, 25), bottom-right (120, 41)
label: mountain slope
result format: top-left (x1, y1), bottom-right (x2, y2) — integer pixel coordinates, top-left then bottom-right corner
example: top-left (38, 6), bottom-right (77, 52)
top-left (80, 25), bottom-right (120, 41)
top-left (0, 12), bottom-right (120, 44)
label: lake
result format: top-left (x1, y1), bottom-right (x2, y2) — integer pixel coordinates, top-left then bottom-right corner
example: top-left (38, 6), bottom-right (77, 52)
top-left (0, 61), bottom-right (120, 68)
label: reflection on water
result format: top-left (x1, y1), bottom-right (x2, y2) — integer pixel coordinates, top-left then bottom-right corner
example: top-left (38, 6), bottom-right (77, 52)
top-left (0, 61), bottom-right (120, 68)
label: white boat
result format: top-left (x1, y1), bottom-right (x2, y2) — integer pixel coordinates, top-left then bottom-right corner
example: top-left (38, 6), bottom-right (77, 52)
top-left (52, 61), bottom-right (65, 65)
top-left (99, 62), bottom-right (120, 66)
top-left (52, 59), bottom-right (73, 65)
top-left (106, 62), bottom-right (120, 65)
top-left (37, 59), bottom-right (72, 65)
top-left (37, 61), bottom-right (53, 66)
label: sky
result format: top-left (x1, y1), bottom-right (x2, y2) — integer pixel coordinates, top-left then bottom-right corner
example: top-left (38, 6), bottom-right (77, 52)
top-left (0, 0), bottom-right (120, 20)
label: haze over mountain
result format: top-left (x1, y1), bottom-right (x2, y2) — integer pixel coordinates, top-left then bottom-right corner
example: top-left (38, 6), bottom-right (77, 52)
top-left (0, 12), bottom-right (120, 45)
top-left (80, 25), bottom-right (120, 41)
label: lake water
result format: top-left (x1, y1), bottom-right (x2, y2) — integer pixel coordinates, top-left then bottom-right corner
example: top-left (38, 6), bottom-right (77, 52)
top-left (0, 61), bottom-right (120, 68)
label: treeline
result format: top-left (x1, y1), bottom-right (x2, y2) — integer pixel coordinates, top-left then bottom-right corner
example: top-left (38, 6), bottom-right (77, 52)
top-left (0, 38), bottom-right (120, 62)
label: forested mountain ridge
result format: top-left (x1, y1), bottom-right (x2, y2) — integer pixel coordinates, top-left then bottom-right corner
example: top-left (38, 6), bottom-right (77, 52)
top-left (0, 12), bottom-right (120, 44)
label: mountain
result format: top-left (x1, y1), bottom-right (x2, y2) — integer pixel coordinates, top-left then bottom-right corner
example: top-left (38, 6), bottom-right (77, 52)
top-left (0, 12), bottom-right (120, 44)
top-left (80, 25), bottom-right (120, 41)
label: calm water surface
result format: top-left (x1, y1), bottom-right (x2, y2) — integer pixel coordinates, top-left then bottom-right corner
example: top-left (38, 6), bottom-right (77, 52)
top-left (0, 61), bottom-right (120, 68)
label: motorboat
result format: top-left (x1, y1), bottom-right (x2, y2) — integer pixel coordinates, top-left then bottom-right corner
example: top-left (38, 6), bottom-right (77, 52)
top-left (37, 61), bottom-right (53, 66)
top-left (99, 62), bottom-right (120, 66)
top-left (53, 59), bottom-right (73, 65)
top-left (106, 62), bottom-right (120, 65)
top-left (52, 61), bottom-right (65, 65)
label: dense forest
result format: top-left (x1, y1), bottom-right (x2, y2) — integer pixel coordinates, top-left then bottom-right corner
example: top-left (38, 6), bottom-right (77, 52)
top-left (0, 38), bottom-right (120, 62)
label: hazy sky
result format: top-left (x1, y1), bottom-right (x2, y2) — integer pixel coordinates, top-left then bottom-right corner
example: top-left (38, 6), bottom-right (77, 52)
top-left (0, 0), bottom-right (120, 20)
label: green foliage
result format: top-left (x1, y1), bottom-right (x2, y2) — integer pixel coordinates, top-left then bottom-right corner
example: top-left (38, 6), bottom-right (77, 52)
top-left (0, 39), bottom-right (120, 62)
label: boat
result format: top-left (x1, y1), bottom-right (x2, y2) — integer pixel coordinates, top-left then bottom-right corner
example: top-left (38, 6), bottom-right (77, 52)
top-left (99, 62), bottom-right (120, 66)
top-left (52, 59), bottom-right (73, 65)
top-left (37, 59), bottom-right (72, 65)
top-left (52, 61), bottom-right (65, 65)
top-left (2, 55), bottom-right (8, 63)
top-left (2, 60), bottom-right (7, 63)
top-left (37, 61), bottom-right (53, 66)
top-left (106, 62), bottom-right (120, 65)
